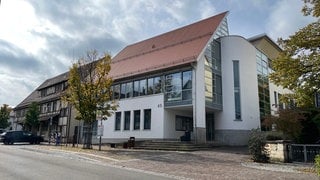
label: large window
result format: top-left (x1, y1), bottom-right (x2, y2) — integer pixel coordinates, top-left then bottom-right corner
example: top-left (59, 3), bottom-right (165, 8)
top-left (120, 84), bottom-right (126, 99)
top-left (182, 71), bottom-right (192, 100)
top-left (233, 60), bottom-right (241, 120)
top-left (113, 84), bottom-right (120, 100)
top-left (144, 109), bottom-right (151, 130)
top-left (154, 77), bottom-right (162, 94)
top-left (139, 79), bottom-right (147, 96)
top-left (134, 110), bottom-right (140, 130)
top-left (165, 71), bottom-right (192, 102)
top-left (147, 78), bottom-right (154, 95)
top-left (126, 82), bottom-right (133, 98)
top-left (256, 50), bottom-right (271, 118)
top-left (124, 111), bottom-right (130, 130)
top-left (175, 115), bottom-right (193, 131)
top-left (133, 81), bottom-right (139, 97)
top-left (115, 112), bottom-right (121, 131)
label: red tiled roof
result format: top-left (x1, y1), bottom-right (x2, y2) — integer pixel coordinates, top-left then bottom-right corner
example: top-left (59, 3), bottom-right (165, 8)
top-left (110, 12), bottom-right (228, 79)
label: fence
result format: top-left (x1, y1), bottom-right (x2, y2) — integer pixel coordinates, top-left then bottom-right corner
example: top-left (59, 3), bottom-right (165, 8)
top-left (289, 144), bottom-right (320, 163)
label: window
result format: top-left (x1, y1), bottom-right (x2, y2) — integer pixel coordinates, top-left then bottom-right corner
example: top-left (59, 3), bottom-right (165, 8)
top-left (126, 82), bottom-right (133, 98)
top-left (139, 79), bottom-right (147, 96)
top-left (154, 76), bottom-right (162, 94)
top-left (133, 81), bottom-right (139, 97)
top-left (182, 71), bottom-right (192, 100)
top-left (133, 110), bottom-right (140, 130)
top-left (274, 91), bottom-right (278, 107)
top-left (175, 115), bottom-right (193, 131)
top-left (144, 109), bottom-right (151, 130)
top-left (124, 111), bottom-right (130, 130)
top-left (233, 60), bottom-right (241, 120)
top-left (165, 72), bottom-right (182, 101)
top-left (115, 112), bottom-right (121, 131)
top-left (113, 84), bottom-right (120, 100)
top-left (120, 84), bottom-right (126, 99)
top-left (147, 78), bottom-right (154, 95)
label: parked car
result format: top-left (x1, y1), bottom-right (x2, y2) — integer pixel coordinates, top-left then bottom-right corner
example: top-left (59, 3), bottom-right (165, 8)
top-left (0, 129), bottom-right (6, 134)
top-left (0, 130), bottom-right (43, 145)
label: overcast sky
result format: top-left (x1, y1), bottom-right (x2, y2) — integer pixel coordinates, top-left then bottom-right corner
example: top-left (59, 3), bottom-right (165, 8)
top-left (0, 0), bottom-right (316, 107)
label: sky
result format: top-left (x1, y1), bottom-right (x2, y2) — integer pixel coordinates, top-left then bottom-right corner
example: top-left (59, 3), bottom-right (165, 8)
top-left (0, 0), bottom-right (316, 107)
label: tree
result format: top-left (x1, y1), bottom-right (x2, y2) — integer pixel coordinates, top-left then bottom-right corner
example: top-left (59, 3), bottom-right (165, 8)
top-left (0, 104), bottom-right (10, 129)
top-left (24, 102), bottom-right (40, 134)
top-left (63, 50), bottom-right (117, 149)
top-left (269, 0), bottom-right (320, 107)
top-left (263, 108), bottom-right (306, 141)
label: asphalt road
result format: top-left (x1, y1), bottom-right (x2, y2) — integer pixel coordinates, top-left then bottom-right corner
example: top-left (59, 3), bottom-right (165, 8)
top-left (0, 144), bottom-right (174, 180)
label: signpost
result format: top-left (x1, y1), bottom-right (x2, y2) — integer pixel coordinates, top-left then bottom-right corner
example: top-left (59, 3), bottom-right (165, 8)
top-left (98, 115), bottom-right (107, 151)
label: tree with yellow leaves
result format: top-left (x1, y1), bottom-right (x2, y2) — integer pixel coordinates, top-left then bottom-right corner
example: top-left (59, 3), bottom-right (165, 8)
top-left (64, 50), bottom-right (117, 149)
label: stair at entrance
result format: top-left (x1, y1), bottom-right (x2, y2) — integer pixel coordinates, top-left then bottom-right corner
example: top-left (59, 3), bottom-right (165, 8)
top-left (133, 140), bottom-right (220, 151)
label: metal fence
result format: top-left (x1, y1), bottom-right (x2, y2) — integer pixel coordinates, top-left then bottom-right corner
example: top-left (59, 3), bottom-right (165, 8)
top-left (289, 144), bottom-right (320, 163)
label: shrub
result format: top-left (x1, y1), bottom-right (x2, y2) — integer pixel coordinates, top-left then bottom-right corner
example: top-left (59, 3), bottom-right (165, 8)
top-left (315, 155), bottom-right (320, 176)
top-left (265, 131), bottom-right (284, 141)
top-left (248, 128), bottom-right (269, 163)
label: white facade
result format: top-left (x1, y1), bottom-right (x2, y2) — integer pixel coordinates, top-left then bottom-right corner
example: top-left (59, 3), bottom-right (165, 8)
top-left (98, 13), bottom-right (288, 146)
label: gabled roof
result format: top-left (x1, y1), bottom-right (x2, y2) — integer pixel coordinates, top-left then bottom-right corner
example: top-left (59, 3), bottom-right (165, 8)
top-left (15, 71), bottom-right (69, 110)
top-left (110, 12), bottom-right (228, 80)
top-left (37, 72), bottom-right (69, 90)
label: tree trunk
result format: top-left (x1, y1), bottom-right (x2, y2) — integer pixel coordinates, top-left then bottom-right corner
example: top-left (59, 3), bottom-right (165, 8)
top-left (83, 122), bottom-right (93, 149)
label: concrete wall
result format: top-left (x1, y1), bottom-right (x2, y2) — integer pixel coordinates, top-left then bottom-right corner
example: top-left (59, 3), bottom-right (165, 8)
top-left (265, 141), bottom-right (290, 162)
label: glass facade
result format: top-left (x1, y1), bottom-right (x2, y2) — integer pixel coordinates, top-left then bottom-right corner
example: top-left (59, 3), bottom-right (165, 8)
top-left (256, 50), bottom-right (271, 118)
top-left (204, 39), bottom-right (223, 108)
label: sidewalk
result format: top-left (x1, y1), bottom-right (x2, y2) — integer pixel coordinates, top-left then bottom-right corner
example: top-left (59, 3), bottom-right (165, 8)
top-left (37, 144), bottom-right (317, 180)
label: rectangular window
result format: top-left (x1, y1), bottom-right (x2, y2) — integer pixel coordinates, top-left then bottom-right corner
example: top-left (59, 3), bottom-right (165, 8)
top-left (120, 84), bottom-right (126, 99)
top-left (165, 72), bottom-right (182, 101)
top-left (147, 78), bottom-right (154, 95)
top-left (274, 91), bottom-right (278, 107)
top-left (182, 71), bottom-right (192, 100)
top-left (139, 79), bottom-right (147, 96)
top-left (134, 110), bottom-right (140, 130)
top-left (115, 112), bottom-right (121, 131)
top-left (124, 111), bottom-right (130, 130)
top-left (126, 82), bottom-right (133, 98)
top-left (133, 80), bottom-right (139, 97)
top-left (233, 60), bottom-right (241, 120)
top-left (144, 109), bottom-right (151, 130)
top-left (113, 84), bottom-right (120, 100)
top-left (154, 76), bottom-right (162, 94)
top-left (175, 115), bottom-right (193, 131)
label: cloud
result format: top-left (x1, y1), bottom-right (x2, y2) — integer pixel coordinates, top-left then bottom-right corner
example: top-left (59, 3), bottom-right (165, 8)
top-left (266, 0), bottom-right (316, 40)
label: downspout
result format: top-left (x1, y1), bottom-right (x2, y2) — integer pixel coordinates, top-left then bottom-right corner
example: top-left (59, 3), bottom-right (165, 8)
top-left (191, 62), bottom-right (197, 144)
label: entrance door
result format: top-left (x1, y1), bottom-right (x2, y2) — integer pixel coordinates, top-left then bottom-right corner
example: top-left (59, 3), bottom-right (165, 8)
top-left (206, 113), bottom-right (215, 141)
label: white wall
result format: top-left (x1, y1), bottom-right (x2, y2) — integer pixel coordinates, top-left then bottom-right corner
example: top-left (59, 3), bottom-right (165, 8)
top-left (217, 36), bottom-right (261, 130)
top-left (102, 94), bottom-right (164, 141)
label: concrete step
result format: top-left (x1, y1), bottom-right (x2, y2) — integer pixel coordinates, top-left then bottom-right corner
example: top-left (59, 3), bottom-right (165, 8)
top-left (133, 140), bottom-right (219, 151)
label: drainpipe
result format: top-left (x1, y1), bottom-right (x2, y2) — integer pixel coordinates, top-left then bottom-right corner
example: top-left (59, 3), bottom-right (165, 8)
top-left (191, 62), bottom-right (197, 144)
